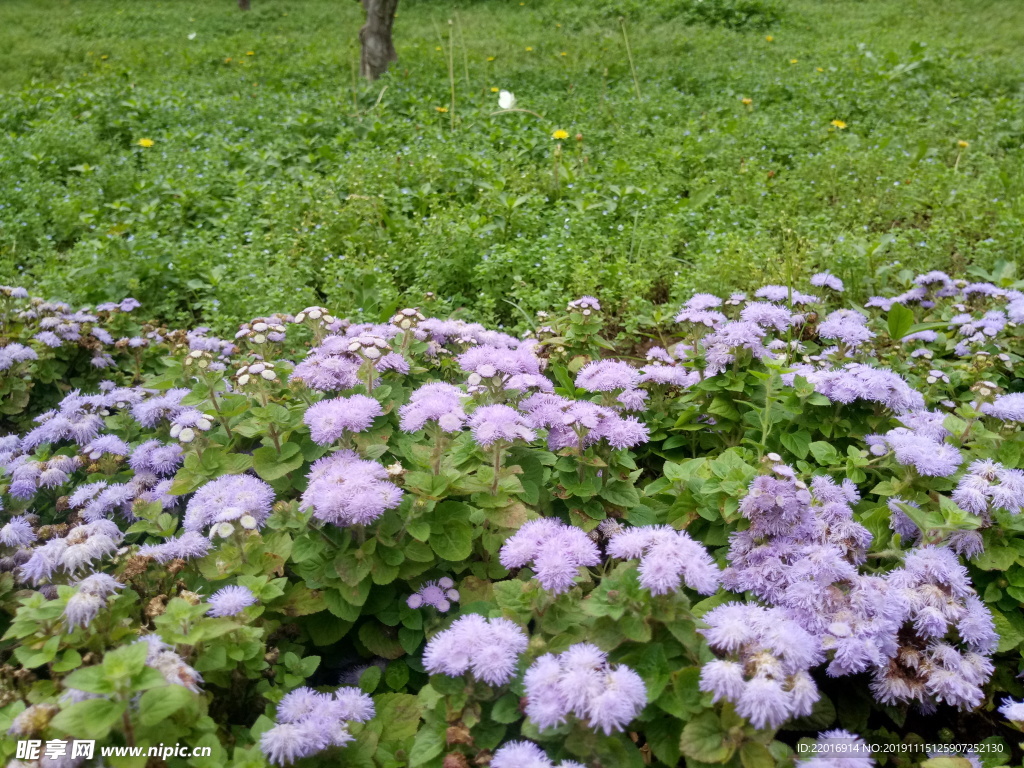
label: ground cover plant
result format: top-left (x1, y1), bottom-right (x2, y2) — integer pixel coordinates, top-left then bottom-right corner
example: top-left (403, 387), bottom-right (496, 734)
top-left (3, 268), bottom-right (1024, 768)
top-left (0, 0), bottom-right (1023, 333)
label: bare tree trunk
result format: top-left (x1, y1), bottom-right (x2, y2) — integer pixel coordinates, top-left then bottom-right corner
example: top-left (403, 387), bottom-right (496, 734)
top-left (238, 0), bottom-right (250, 10)
top-left (359, 0), bottom-right (399, 80)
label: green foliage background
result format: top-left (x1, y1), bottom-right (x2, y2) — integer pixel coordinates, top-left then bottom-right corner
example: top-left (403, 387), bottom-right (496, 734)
top-left (0, 0), bottom-right (1022, 328)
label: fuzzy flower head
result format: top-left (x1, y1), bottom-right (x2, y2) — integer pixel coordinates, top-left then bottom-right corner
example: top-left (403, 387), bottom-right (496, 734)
top-left (810, 272), bottom-right (845, 292)
top-left (184, 475), bottom-right (275, 534)
top-left (303, 394), bottom-right (383, 445)
top-left (407, 577), bottom-right (460, 612)
top-left (606, 525), bottom-right (720, 595)
top-left (467, 404), bottom-right (536, 447)
top-left (523, 643), bottom-right (647, 735)
top-left (491, 741), bottom-right (586, 768)
top-left (500, 518), bottom-right (600, 594)
top-left (301, 450), bottom-right (403, 527)
top-left (398, 382), bottom-right (467, 433)
top-left (260, 686), bottom-right (374, 766)
top-left (423, 614), bottom-right (528, 685)
top-left (207, 585), bottom-right (257, 617)
top-left (699, 602), bottom-right (822, 729)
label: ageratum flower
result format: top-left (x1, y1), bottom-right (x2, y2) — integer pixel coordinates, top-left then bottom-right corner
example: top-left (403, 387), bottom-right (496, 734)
top-left (261, 686), bottom-right (374, 766)
top-left (606, 525), bottom-right (719, 595)
top-left (0, 516), bottom-right (36, 548)
top-left (423, 614), bottom-right (528, 685)
top-left (301, 450), bottom-right (403, 526)
top-left (183, 475), bottom-right (275, 534)
top-left (798, 363), bottom-right (925, 414)
top-left (953, 459), bottom-right (1024, 517)
top-left (981, 393), bottom-right (1024, 422)
top-left (499, 518), bottom-right (599, 594)
top-left (138, 530), bottom-right (212, 563)
top-left (130, 388), bottom-right (191, 428)
top-left (82, 435), bottom-right (131, 461)
top-left (817, 309), bottom-right (875, 347)
top-left (64, 573), bottom-right (123, 628)
top-left (0, 343), bottom-right (38, 371)
top-left (810, 271), bottom-right (844, 292)
top-left (524, 643), bottom-right (647, 735)
top-left (999, 698), bottom-right (1024, 724)
top-left (491, 741), bottom-right (585, 768)
top-left (303, 394), bottom-right (383, 445)
top-left (407, 577), bottom-right (459, 612)
top-left (519, 394), bottom-right (649, 451)
top-left (467, 404), bottom-right (536, 447)
top-left (699, 603), bottom-right (822, 729)
top-left (398, 382), bottom-right (467, 433)
top-left (136, 635), bottom-right (203, 693)
top-left (129, 440), bottom-right (184, 476)
top-left (207, 585), bottom-right (257, 617)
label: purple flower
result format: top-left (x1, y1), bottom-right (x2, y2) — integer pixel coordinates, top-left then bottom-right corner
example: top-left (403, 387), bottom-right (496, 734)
top-left (500, 519), bottom-right (600, 594)
top-left (699, 602), bottom-right (822, 729)
top-left (801, 364), bottom-right (925, 414)
top-left (567, 296), bottom-right (600, 311)
top-left (520, 395), bottom-right (649, 450)
top-left (741, 302), bottom-right (794, 331)
top-left (575, 360), bottom-right (640, 392)
top-left (881, 428), bottom-right (962, 477)
top-left (999, 698), bottom-right (1024, 723)
top-left (64, 573), bottom-right (123, 628)
top-left (810, 272), bottom-right (844, 292)
top-left (137, 634), bottom-right (203, 693)
top-left (130, 440), bottom-right (184, 476)
top-left (981, 393), bottom-right (1024, 422)
top-left (0, 516), bottom-right (36, 548)
top-left (467, 404), bottom-right (536, 447)
top-left (491, 741), bottom-right (585, 768)
top-left (301, 450), bottom-right (403, 526)
top-left (702, 320), bottom-right (771, 375)
top-left (207, 585), bottom-right (257, 617)
top-left (0, 343), bottom-right (38, 371)
top-left (523, 643), bottom-right (646, 735)
top-left (183, 475), bottom-right (275, 534)
top-left (304, 394), bottom-right (383, 445)
top-left (423, 614), bottom-right (528, 685)
top-left (130, 388), bottom-right (191, 428)
top-left (398, 382), bottom-right (466, 433)
top-left (260, 685), bottom-right (372, 766)
top-left (817, 309), bottom-right (874, 347)
top-left (407, 577), bottom-right (459, 611)
top-left (82, 435), bottom-right (131, 461)
top-left (607, 525), bottom-right (719, 594)
top-left (138, 530), bottom-right (212, 563)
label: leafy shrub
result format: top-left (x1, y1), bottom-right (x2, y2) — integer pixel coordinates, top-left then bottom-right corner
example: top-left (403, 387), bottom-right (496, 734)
top-left (2, 268), bottom-right (1024, 766)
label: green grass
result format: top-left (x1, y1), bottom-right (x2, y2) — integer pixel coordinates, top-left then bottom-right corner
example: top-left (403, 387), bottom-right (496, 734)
top-left (1, 0), bottom-right (1022, 332)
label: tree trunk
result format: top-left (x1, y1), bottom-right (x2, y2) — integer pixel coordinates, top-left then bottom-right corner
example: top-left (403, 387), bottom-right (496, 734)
top-left (238, 0), bottom-right (250, 10)
top-left (359, 0), bottom-right (399, 80)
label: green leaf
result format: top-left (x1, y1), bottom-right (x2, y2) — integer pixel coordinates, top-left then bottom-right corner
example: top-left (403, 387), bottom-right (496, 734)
top-left (13, 635), bottom-right (60, 669)
top-left (887, 302), bottom-right (915, 340)
top-left (780, 430), bottom-right (811, 460)
top-left (740, 742), bottom-right (776, 768)
top-left (491, 693), bottom-right (522, 724)
top-left (974, 546), bottom-right (1017, 571)
top-left (679, 711), bottom-right (733, 763)
top-left (408, 721), bottom-right (446, 766)
top-left (808, 441), bottom-right (839, 465)
top-left (429, 519), bottom-right (473, 561)
top-left (358, 664), bottom-right (382, 693)
top-left (62, 664), bottom-right (114, 695)
top-left (138, 685), bottom-right (195, 726)
top-left (51, 698), bottom-right (127, 740)
top-left (600, 481), bottom-right (640, 508)
top-left (101, 638), bottom-right (150, 681)
top-left (253, 442), bottom-right (304, 481)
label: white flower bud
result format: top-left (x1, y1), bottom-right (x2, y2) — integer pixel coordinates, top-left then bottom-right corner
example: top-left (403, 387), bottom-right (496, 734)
top-left (253, 333), bottom-right (267, 344)
top-left (260, 369), bottom-right (277, 381)
top-left (238, 374), bottom-right (250, 386)
top-left (178, 427), bottom-right (196, 443)
top-left (239, 514), bottom-right (258, 530)
top-left (363, 347), bottom-right (381, 360)
top-left (214, 522), bottom-right (234, 538)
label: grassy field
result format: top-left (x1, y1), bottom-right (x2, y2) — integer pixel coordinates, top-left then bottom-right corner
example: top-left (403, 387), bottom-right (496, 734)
top-left (0, 0), bottom-right (1022, 332)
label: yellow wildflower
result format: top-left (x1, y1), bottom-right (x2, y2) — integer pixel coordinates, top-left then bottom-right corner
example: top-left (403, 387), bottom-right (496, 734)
top-left (100, 54), bottom-right (108, 60)
top-left (830, 120), bottom-right (847, 129)
top-left (525, 47), bottom-right (533, 52)
top-left (816, 67), bottom-right (824, 72)
top-left (246, 51), bottom-right (254, 56)
top-left (741, 97), bottom-right (752, 105)
top-left (490, 87), bottom-right (499, 93)
top-left (552, 129), bottom-right (569, 140)
top-left (790, 59), bottom-right (798, 64)
top-left (224, 57), bottom-right (233, 63)
top-left (435, 46), bottom-right (442, 52)
top-left (487, 56), bottom-right (496, 62)
top-left (765, 35), bottom-right (774, 42)
top-left (560, 52), bottom-right (567, 56)
top-left (137, 138), bottom-right (154, 148)
top-left (436, 106), bottom-right (449, 113)
top-left (957, 140), bottom-right (970, 148)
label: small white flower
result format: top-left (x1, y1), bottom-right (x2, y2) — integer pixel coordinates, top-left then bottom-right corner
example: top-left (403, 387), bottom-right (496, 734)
top-left (178, 427), bottom-right (196, 443)
top-left (498, 90), bottom-right (516, 110)
top-left (260, 369), bottom-right (277, 381)
top-left (239, 515), bottom-right (258, 530)
top-left (213, 522), bottom-right (234, 538)
top-left (187, 32), bottom-right (197, 40)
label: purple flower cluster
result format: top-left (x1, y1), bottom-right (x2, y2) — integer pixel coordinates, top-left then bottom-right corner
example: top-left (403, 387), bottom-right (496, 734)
top-left (423, 614), bottom-right (528, 685)
top-left (137, 634), bottom-right (203, 693)
top-left (981, 392), bottom-right (1024, 422)
top-left (184, 475), bottom-right (275, 535)
top-left (260, 686), bottom-right (374, 766)
top-left (873, 427), bottom-right (962, 477)
top-left (458, 343), bottom-right (552, 394)
top-left (523, 643), bottom-right (647, 734)
top-left (817, 309), bottom-right (875, 348)
top-left (467, 404), bottom-right (536, 447)
top-left (801, 730), bottom-right (875, 768)
top-left (301, 450), bottom-right (403, 526)
top-left (499, 519), bottom-right (600, 594)
top-left (407, 577), bottom-right (459, 611)
top-left (699, 602), bottom-right (821, 729)
top-left (810, 271), bottom-right (844, 292)
top-left (398, 382), bottom-right (466, 433)
top-left (18, 520), bottom-right (123, 585)
top-left (138, 531), bottom-right (211, 563)
top-left (304, 394), bottom-right (383, 445)
top-left (63, 573), bottom-right (123, 629)
top-left (207, 585), bottom-right (257, 617)
top-left (0, 343), bottom-right (38, 371)
top-left (520, 394), bottom-right (649, 450)
top-left (798, 364), bottom-right (925, 414)
top-left (0, 515), bottom-right (36, 548)
top-left (701, 320), bottom-right (772, 376)
top-left (606, 525), bottom-right (719, 595)
top-left (491, 741), bottom-right (585, 768)
top-left (952, 459), bottom-right (1024, 517)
